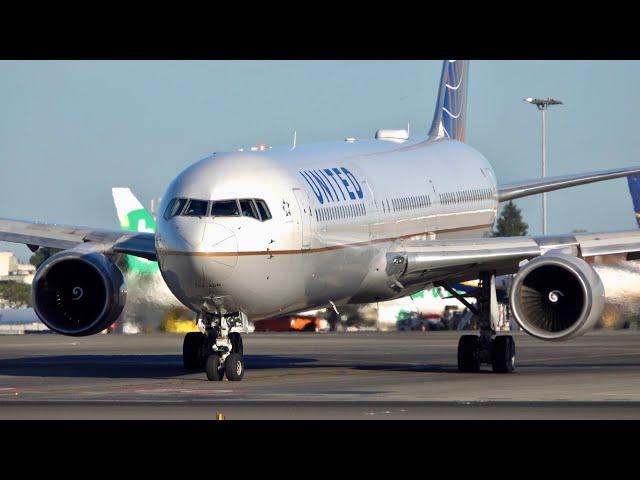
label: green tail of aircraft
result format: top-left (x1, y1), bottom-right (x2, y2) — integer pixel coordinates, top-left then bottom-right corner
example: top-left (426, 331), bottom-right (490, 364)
top-left (112, 187), bottom-right (158, 274)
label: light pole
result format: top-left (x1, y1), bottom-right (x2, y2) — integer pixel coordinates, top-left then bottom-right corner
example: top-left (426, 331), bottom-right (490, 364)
top-left (524, 97), bottom-right (563, 235)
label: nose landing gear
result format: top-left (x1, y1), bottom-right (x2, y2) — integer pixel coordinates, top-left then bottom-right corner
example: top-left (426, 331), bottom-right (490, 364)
top-left (182, 311), bottom-right (247, 381)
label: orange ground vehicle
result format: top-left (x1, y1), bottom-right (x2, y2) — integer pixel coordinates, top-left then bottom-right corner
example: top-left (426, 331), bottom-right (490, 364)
top-left (254, 314), bottom-right (321, 332)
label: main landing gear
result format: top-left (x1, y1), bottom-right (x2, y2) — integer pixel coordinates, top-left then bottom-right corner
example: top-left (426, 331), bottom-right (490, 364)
top-left (438, 271), bottom-right (516, 374)
top-left (182, 312), bottom-right (246, 381)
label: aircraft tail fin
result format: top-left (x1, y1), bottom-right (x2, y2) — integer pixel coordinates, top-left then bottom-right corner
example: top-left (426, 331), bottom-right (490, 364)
top-left (428, 60), bottom-right (469, 142)
top-left (112, 187), bottom-right (156, 233)
top-left (111, 187), bottom-right (158, 274)
top-left (627, 176), bottom-right (640, 228)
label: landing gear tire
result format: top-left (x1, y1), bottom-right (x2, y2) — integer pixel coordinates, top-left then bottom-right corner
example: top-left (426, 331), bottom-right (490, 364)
top-left (183, 332), bottom-right (206, 370)
top-left (225, 353), bottom-right (245, 381)
top-left (491, 335), bottom-right (516, 373)
top-left (230, 332), bottom-right (243, 355)
top-left (458, 335), bottom-right (480, 373)
top-left (206, 354), bottom-right (225, 381)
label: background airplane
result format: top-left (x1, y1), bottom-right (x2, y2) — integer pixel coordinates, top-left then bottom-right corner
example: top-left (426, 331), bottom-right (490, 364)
top-left (628, 176), bottom-right (640, 228)
top-left (112, 188), bottom-right (158, 275)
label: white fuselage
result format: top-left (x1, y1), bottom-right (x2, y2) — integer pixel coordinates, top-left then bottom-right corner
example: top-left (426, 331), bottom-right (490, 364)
top-left (155, 135), bottom-right (498, 320)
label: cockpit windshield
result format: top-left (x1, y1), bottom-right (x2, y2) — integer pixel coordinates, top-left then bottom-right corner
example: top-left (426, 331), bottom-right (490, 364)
top-left (183, 199), bottom-right (209, 217)
top-left (164, 198), bottom-right (188, 220)
top-left (211, 200), bottom-right (239, 217)
top-left (254, 199), bottom-right (272, 220)
top-left (164, 198), bottom-right (272, 221)
top-left (239, 199), bottom-right (259, 219)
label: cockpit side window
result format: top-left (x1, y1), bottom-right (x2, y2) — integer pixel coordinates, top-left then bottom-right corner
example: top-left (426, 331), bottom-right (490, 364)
top-left (211, 200), bottom-right (240, 217)
top-left (255, 199), bottom-right (272, 221)
top-left (164, 198), bottom-right (188, 220)
top-left (183, 199), bottom-right (209, 217)
top-left (239, 199), bottom-right (259, 220)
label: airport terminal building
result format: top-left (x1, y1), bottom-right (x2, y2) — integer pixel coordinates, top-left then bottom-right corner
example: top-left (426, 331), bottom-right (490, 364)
top-left (0, 251), bottom-right (35, 285)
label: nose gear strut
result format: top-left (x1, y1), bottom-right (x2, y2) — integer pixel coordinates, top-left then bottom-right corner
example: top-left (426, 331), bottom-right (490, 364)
top-left (182, 310), bottom-right (248, 381)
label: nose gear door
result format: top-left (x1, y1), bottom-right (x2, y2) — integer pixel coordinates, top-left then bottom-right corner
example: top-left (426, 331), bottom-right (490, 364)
top-left (292, 188), bottom-right (311, 250)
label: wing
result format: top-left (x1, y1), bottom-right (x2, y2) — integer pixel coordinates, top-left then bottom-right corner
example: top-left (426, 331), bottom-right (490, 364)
top-left (0, 218), bottom-right (156, 261)
top-left (497, 166), bottom-right (640, 202)
top-left (386, 230), bottom-right (640, 286)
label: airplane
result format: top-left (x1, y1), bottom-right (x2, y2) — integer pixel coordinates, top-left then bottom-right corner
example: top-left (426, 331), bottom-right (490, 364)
top-left (4, 60), bottom-right (640, 382)
top-left (112, 187), bottom-right (476, 331)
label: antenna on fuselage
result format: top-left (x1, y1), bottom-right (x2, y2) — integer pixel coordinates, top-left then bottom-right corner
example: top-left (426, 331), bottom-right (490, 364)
top-left (292, 130), bottom-right (297, 150)
top-left (407, 122), bottom-right (411, 137)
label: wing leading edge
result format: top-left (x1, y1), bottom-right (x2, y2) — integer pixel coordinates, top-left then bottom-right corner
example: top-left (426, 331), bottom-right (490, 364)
top-left (497, 166), bottom-right (640, 202)
top-left (0, 218), bottom-right (156, 261)
top-left (387, 230), bottom-right (640, 286)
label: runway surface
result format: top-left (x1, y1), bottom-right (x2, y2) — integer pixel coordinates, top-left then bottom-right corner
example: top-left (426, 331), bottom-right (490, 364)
top-left (2, 330), bottom-right (640, 419)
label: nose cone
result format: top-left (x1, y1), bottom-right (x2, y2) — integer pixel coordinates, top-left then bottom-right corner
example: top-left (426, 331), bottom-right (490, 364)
top-left (156, 219), bottom-right (238, 312)
top-left (200, 222), bottom-right (238, 280)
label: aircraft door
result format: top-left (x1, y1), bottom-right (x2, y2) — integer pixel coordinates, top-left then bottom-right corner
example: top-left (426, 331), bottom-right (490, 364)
top-left (292, 188), bottom-right (311, 249)
top-left (361, 180), bottom-right (379, 241)
top-left (426, 178), bottom-right (438, 236)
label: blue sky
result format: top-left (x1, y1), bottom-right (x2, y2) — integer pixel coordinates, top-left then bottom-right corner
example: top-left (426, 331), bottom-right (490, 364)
top-left (1, 60), bottom-right (639, 260)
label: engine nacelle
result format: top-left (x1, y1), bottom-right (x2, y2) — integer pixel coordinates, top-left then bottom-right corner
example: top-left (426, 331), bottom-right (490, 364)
top-left (32, 250), bottom-right (127, 336)
top-left (510, 253), bottom-right (604, 341)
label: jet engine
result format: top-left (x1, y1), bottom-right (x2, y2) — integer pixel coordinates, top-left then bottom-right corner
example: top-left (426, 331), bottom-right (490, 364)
top-left (32, 250), bottom-right (127, 336)
top-left (509, 253), bottom-right (604, 340)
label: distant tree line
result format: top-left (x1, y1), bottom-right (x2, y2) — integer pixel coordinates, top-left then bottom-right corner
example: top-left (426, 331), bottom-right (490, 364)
top-left (493, 200), bottom-right (528, 237)
top-left (29, 247), bottom-right (60, 268)
top-left (0, 282), bottom-right (31, 307)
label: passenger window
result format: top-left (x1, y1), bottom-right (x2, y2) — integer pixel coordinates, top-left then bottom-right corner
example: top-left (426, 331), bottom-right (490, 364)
top-left (239, 199), bottom-right (259, 220)
top-left (255, 200), bottom-right (272, 221)
top-left (164, 198), bottom-right (188, 220)
top-left (211, 200), bottom-right (240, 217)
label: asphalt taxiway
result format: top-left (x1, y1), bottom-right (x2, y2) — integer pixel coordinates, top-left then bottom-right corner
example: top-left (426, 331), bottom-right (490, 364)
top-left (1, 331), bottom-right (640, 419)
